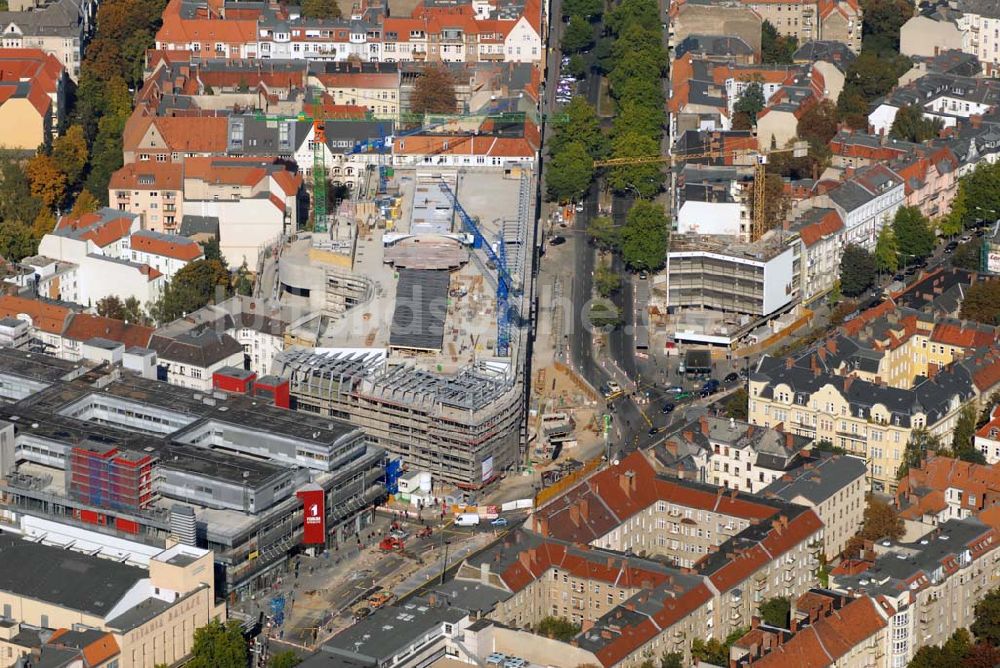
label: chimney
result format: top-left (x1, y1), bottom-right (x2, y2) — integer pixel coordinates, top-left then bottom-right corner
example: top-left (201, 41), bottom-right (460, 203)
top-left (751, 615), bottom-right (760, 629)
top-left (785, 432), bottom-right (794, 447)
top-left (683, 430), bottom-right (695, 442)
top-left (844, 166), bottom-right (855, 179)
top-left (827, 339), bottom-right (838, 354)
top-left (619, 472), bottom-right (630, 496)
top-left (569, 504), bottom-right (580, 527)
top-left (666, 440), bottom-right (678, 456)
top-left (518, 550), bottom-right (531, 570)
top-left (536, 515), bottom-right (549, 536)
top-left (785, 357), bottom-right (794, 369)
top-left (580, 498), bottom-right (589, 520)
top-left (428, 593), bottom-right (438, 606)
top-left (700, 415), bottom-right (710, 436)
top-left (791, 616), bottom-right (798, 632)
top-left (843, 376), bottom-right (854, 393)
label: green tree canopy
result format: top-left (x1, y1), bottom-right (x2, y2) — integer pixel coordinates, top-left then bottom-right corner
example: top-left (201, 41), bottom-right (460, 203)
top-left (561, 14), bottom-right (594, 53)
top-left (960, 280), bottom-right (1000, 325)
top-left (952, 403), bottom-right (987, 464)
top-left (861, 0), bottom-right (913, 55)
top-left (724, 388), bottom-right (749, 421)
top-left (973, 588), bottom-right (1000, 646)
top-left (952, 239), bottom-right (983, 271)
top-left (594, 260), bottom-right (622, 297)
top-left (875, 225), bottom-right (899, 273)
top-left (761, 20), bottom-right (797, 64)
top-left (898, 427), bottom-right (942, 478)
top-left (270, 651), bottom-right (302, 668)
top-left (536, 616), bottom-right (580, 641)
top-left (0, 221), bottom-right (39, 262)
top-left (563, 0), bottom-right (603, 19)
top-left (546, 141), bottom-right (594, 203)
top-left (798, 100), bottom-right (840, 149)
top-left (96, 295), bottom-right (150, 325)
top-left (944, 160), bottom-right (1000, 234)
top-left (150, 259), bottom-right (232, 324)
top-left (759, 597), bottom-right (790, 629)
top-left (607, 131), bottom-right (663, 198)
top-left (890, 105), bottom-right (943, 143)
top-left (299, 0), bottom-right (342, 19)
top-left (549, 97), bottom-right (608, 160)
top-left (620, 200), bottom-right (668, 271)
top-left (733, 82), bottom-right (765, 126)
top-left (839, 244), bottom-right (876, 297)
top-left (187, 620), bottom-right (247, 668)
top-left (587, 215), bottom-right (619, 251)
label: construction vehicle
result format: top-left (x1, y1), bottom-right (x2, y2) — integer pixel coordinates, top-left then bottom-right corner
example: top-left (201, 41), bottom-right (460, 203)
top-left (368, 591), bottom-right (394, 609)
top-left (594, 141), bottom-right (809, 241)
top-left (379, 536), bottom-right (405, 552)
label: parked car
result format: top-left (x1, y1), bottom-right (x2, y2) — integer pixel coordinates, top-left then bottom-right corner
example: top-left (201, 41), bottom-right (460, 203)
top-left (675, 390), bottom-right (694, 401)
top-left (603, 380), bottom-right (623, 398)
top-left (648, 426), bottom-right (663, 435)
top-left (701, 379), bottom-right (720, 393)
top-left (961, 234), bottom-right (973, 243)
top-left (667, 385), bottom-right (685, 394)
top-left (490, 517), bottom-right (509, 527)
top-left (723, 372), bottom-right (739, 384)
top-left (661, 402), bottom-right (675, 414)
top-left (550, 235), bottom-right (566, 245)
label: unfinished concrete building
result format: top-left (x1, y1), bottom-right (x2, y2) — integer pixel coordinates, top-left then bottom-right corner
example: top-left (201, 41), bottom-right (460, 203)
top-left (273, 349), bottom-right (522, 486)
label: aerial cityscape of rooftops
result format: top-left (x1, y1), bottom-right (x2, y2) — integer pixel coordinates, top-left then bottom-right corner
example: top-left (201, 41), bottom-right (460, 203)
top-left (6, 0), bottom-right (1000, 664)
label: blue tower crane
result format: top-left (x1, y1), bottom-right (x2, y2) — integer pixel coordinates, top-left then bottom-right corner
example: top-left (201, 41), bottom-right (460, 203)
top-left (437, 181), bottom-right (516, 357)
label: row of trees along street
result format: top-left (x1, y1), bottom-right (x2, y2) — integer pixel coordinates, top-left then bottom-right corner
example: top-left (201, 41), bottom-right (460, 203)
top-left (546, 0), bottom-right (669, 271)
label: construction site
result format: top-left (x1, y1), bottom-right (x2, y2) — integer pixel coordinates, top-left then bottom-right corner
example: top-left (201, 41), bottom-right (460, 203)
top-left (267, 162), bottom-right (538, 487)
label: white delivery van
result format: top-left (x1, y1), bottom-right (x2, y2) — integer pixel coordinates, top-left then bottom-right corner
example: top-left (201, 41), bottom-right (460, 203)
top-left (455, 513), bottom-right (481, 527)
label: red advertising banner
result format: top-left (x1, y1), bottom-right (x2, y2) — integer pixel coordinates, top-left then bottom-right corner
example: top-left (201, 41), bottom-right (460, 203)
top-left (297, 486), bottom-right (326, 545)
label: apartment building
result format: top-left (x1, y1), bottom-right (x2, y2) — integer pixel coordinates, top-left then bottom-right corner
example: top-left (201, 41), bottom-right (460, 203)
top-left (869, 74), bottom-right (1000, 136)
top-left (897, 456), bottom-right (1000, 536)
top-left (109, 162), bottom-right (183, 233)
top-left (307, 62), bottom-right (401, 118)
top-left (976, 406), bottom-right (1000, 463)
top-left (814, 163), bottom-right (905, 251)
top-left (790, 208), bottom-right (845, 304)
top-left (833, 518), bottom-right (1000, 667)
top-left (0, 536), bottom-right (224, 668)
top-left (733, 590), bottom-right (891, 667)
top-left (0, 0), bottom-right (96, 80)
top-left (37, 209), bottom-right (167, 308)
top-left (0, 48), bottom-right (66, 149)
top-left (532, 452), bottom-right (824, 637)
top-left (748, 323), bottom-right (1000, 491)
top-left (762, 452), bottom-right (868, 558)
top-left (739, 0), bottom-right (862, 53)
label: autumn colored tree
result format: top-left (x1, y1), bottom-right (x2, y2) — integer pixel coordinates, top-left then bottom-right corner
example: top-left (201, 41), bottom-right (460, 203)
top-left (858, 497), bottom-right (903, 541)
top-left (69, 190), bottom-right (100, 218)
top-left (31, 210), bottom-right (56, 239)
top-left (25, 154), bottom-right (67, 211)
top-left (52, 125), bottom-right (89, 188)
top-left (960, 280), bottom-right (1000, 325)
top-left (410, 65), bottom-right (458, 116)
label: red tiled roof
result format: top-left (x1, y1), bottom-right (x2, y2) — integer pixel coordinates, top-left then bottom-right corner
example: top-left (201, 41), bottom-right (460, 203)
top-left (799, 210), bottom-right (844, 247)
top-left (930, 322), bottom-right (996, 348)
top-left (62, 313), bottom-right (154, 347)
top-left (0, 295), bottom-right (70, 334)
top-left (750, 596), bottom-right (887, 668)
top-left (109, 162), bottom-right (183, 191)
top-left (55, 212), bottom-right (135, 248)
top-left (130, 231), bottom-right (203, 261)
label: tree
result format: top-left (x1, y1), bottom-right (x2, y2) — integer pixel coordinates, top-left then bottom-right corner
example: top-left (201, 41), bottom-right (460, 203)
top-left (270, 651), bottom-right (302, 668)
top-left (235, 261), bottom-right (254, 297)
top-left (952, 239), bottom-right (983, 271)
top-left (659, 653), bottom-right (683, 668)
top-left (25, 154), bottom-right (67, 211)
top-left (750, 172), bottom-right (789, 233)
top-left (299, 0), bottom-right (342, 19)
top-left (875, 225), bottom-right (899, 274)
top-left (892, 206), bottom-right (937, 264)
top-left (0, 222), bottom-right (39, 262)
top-left (546, 141), bottom-right (594, 203)
top-left (620, 200), bottom-right (668, 271)
top-left (410, 65), bottom-right (457, 115)
top-left (724, 388), bottom-right (749, 421)
top-left (96, 295), bottom-right (150, 325)
top-left (859, 496), bottom-right (903, 541)
top-left (952, 403), bottom-right (987, 464)
top-left (594, 260), bottom-right (621, 297)
top-left (561, 14), bottom-right (594, 53)
top-left (979, 391), bottom-right (1000, 428)
top-left (588, 301), bottom-right (621, 329)
top-left (960, 280), bottom-right (1000, 325)
top-left (861, 0), bottom-right (913, 55)
top-left (607, 131), bottom-right (662, 198)
top-left (69, 190), bottom-right (100, 218)
top-left (691, 638), bottom-right (728, 666)
top-left (798, 100), bottom-right (840, 149)
top-left (563, 0), bottom-right (603, 20)
top-left (759, 597), bottom-right (790, 629)
top-left (907, 629), bottom-right (972, 668)
top-left (839, 51), bottom-right (910, 126)
top-left (964, 642), bottom-right (1000, 668)
top-left (32, 209), bottom-right (56, 239)
top-left (187, 620), bottom-right (247, 668)
top-left (733, 82), bottom-right (765, 127)
top-left (839, 244), bottom-right (876, 298)
top-left (51, 125), bottom-right (89, 187)
top-left (566, 53), bottom-right (588, 79)
top-left (149, 259), bottom-right (231, 324)
top-left (0, 158), bottom-right (41, 226)
top-left (898, 428), bottom-right (942, 478)
top-left (973, 587), bottom-right (1000, 647)
top-left (761, 20), bottom-right (797, 64)
top-left (536, 616), bottom-right (580, 642)
top-left (549, 97), bottom-right (608, 160)
top-left (890, 105), bottom-right (943, 143)
top-left (945, 160), bottom-right (1000, 233)
top-left (587, 215), bottom-right (619, 251)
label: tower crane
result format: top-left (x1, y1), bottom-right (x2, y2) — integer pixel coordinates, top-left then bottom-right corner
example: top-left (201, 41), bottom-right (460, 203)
top-left (594, 141), bottom-right (809, 241)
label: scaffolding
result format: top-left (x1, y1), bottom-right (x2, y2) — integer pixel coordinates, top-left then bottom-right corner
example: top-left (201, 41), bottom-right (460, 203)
top-left (68, 444), bottom-right (156, 512)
